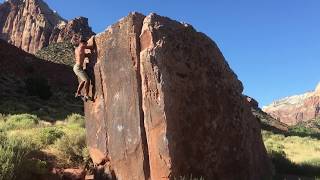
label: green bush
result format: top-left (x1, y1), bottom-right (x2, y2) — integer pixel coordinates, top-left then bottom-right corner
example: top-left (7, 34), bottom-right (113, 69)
top-left (54, 130), bottom-right (87, 166)
top-left (66, 113), bottom-right (85, 127)
top-left (0, 136), bottom-right (38, 180)
top-left (0, 114), bottom-right (6, 122)
top-left (0, 132), bottom-right (7, 144)
top-left (82, 147), bottom-right (94, 170)
top-left (288, 124), bottom-right (320, 138)
top-left (36, 127), bottom-right (65, 146)
top-left (0, 114), bottom-right (39, 131)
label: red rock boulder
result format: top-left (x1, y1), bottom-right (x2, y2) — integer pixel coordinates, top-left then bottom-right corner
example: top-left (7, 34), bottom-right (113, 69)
top-left (84, 12), bottom-right (272, 180)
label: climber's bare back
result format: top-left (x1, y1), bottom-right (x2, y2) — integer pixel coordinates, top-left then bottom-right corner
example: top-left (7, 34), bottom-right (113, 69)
top-left (75, 46), bottom-right (86, 67)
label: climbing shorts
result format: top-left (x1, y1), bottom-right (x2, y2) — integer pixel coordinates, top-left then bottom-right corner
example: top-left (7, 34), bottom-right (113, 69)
top-left (73, 64), bottom-right (89, 82)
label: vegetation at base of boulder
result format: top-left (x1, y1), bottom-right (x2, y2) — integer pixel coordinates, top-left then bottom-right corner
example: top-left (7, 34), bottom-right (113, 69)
top-left (35, 42), bottom-right (75, 66)
top-left (36, 127), bottom-right (65, 146)
top-left (0, 114), bottom-right (39, 131)
top-left (66, 113), bottom-right (86, 128)
top-left (0, 113), bottom-right (90, 180)
top-left (53, 129), bottom-right (88, 166)
top-left (0, 133), bottom-right (46, 180)
top-left (263, 130), bottom-right (320, 178)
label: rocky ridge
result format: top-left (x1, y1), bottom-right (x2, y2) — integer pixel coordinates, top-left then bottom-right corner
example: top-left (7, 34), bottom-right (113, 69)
top-left (245, 96), bottom-right (289, 133)
top-left (0, 0), bottom-right (94, 54)
top-left (264, 83), bottom-right (320, 125)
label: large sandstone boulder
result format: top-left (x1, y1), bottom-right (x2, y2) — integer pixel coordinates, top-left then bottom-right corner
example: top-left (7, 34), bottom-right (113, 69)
top-left (264, 83), bottom-right (320, 125)
top-left (84, 13), bottom-right (148, 180)
top-left (84, 12), bottom-right (272, 180)
top-left (0, 0), bottom-right (94, 54)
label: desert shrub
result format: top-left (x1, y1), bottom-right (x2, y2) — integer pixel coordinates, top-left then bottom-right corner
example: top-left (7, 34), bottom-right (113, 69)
top-left (0, 136), bottom-right (38, 180)
top-left (66, 113), bottom-right (85, 127)
top-left (36, 127), bottom-right (65, 146)
top-left (0, 114), bottom-right (6, 121)
top-left (0, 114), bottom-right (39, 131)
top-left (0, 132), bottom-right (7, 143)
top-left (82, 147), bottom-right (94, 170)
top-left (54, 130), bottom-right (87, 166)
top-left (288, 124), bottom-right (319, 138)
top-left (25, 76), bottom-right (52, 100)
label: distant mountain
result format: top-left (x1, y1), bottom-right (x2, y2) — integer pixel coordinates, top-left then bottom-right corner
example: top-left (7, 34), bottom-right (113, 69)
top-left (0, 0), bottom-right (94, 54)
top-left (263, 83), bottom-right (320, 125)
top-left (0, 39), bottom-right (82, 120)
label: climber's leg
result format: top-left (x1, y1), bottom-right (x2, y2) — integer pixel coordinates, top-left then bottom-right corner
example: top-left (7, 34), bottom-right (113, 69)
top-left (75, 81), bottom-right (85, 97)
top-left (73, 64), bottom-right (90, 98)
top-left (84, 80), bottom-right (89, 95)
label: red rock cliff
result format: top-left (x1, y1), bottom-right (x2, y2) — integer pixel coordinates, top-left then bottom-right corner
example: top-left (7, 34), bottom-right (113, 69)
top-left (264, 83), bottom-right (320, 125)
top-left (0, 0), bottom-right (94, 54)
top-left (84, 12), bottom-right (272, 180)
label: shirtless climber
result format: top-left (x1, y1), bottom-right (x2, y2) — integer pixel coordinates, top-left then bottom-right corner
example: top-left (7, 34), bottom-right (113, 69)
top-left (73, 36), bottom-right (95, 101)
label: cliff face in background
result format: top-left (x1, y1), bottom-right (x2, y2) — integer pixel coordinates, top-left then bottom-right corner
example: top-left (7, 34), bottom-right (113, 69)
top-left (263, 83), bottom-right (320, 125)
top-left (84, 12), bottom-right (272, 180)
top-left (0, 0), bottom-right (94, 54)
top-left (0, 39), bottom-right (82, 119)
top-left (49, 16), bottom-right (95, 44)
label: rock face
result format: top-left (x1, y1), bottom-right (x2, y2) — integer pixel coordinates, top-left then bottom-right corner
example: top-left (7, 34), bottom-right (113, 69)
top-left (85, 13), bottom-right (148, 180)
top-left (0, 0), bottom-right (94, 54)
top-left (245, 96), bottom-right (289, 133)
top-left (84, 12), bottom-right (272, 180)
top-left (49, 17), bottom-right (94, 44)
top-left (263, 83), bottom-right (320, 125)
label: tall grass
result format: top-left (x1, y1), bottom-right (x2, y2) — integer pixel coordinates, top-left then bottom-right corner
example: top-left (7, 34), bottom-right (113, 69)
top-left (0, 134), bottom-right (39, 180)
top-left (263, 130), bottom-right (320, 178)
top-left (0, 113), bottom-right (89, 180)
top-left (0, 114), bottom-right (39, 131)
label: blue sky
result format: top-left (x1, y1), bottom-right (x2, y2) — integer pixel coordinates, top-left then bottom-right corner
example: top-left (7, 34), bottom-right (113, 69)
top-left (2, 0), bottom-right (320, 106)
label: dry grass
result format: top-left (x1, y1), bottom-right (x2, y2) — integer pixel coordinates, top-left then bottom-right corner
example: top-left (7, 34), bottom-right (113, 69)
top-left (263, 131), bottom-right (320, 165)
